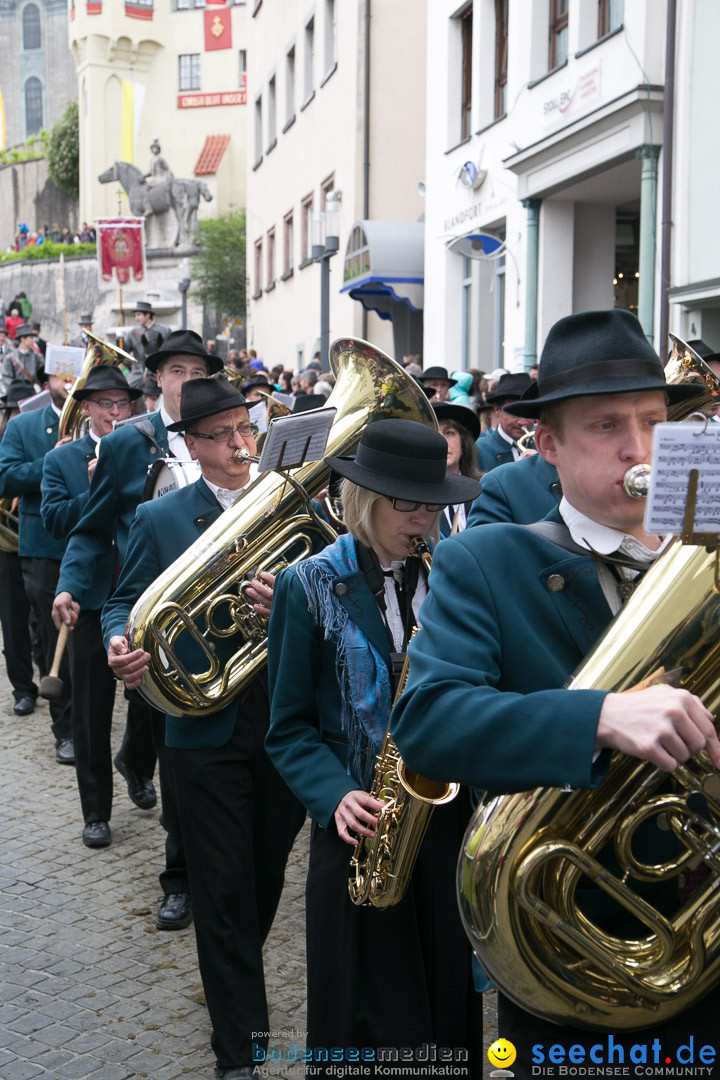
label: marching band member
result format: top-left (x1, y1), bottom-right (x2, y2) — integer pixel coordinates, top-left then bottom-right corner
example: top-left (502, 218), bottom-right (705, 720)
top-left (433, 401), bottom-right (482, 536)
top-left (266, 420), bottom-right (483, 1075)
top-left (0, 361), bottom-right (74, 763)
top-left (391, 310), bottom-right (720, 1076)
top-left (52, 329), bottom-right (222, 929)
top-left (41, 366), bottom-right (156, 849)
top-left (466, 451), bottom-right (560, 526)
top-left (102, 377), bottom-right (306, 1080)
top-left (475, 371), bottom-right (534, 471)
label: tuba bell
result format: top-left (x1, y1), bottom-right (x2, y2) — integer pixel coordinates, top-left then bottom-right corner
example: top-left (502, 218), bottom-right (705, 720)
top-left (58, 331), bottom-right (138, 440)
top-left (125, 337), bottom-right (438, 717)
top-left (665, 333), bottom-right (720, 420)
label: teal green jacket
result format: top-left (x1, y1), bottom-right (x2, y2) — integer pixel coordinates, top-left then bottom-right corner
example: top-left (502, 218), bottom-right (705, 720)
top-left (467, 453), bottom-right (561, 527)
top-left (475, 427), bottom-right (514, 472)
top-left (267, 538), bottom-right (394, 829)
top-left (0, 405), bottom-right (65, 560)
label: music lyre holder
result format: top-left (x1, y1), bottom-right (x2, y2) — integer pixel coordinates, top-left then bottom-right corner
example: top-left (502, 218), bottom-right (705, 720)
top-left (680, 468), bottom-right (720, 591)
top-left (257, 407), bottom-right (337, 514)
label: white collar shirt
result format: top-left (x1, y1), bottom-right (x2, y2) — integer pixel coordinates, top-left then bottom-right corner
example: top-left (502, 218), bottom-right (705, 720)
top-left (160, 404), bottom-right (193, 462)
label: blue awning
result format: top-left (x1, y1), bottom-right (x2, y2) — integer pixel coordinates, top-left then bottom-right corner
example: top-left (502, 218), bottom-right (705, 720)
top-left (340, 220), bottom-right (424, 315)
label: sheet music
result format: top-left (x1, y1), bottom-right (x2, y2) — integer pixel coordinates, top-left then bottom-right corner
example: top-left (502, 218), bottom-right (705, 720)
top-left (257, 408), bottom-right (337, 473)
top-left (45, 344), bottom-right (86, 380)
top-left (645, 422), bottom-right (720, 534)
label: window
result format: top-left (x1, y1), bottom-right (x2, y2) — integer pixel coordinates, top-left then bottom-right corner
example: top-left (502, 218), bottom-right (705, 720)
top-left (324, 0), bottom-right (336, 72)
top-left (343, 223), bottom-right (370, 283)
top-left (598, 0), bottom-right (623, 36)
top-left (267, 75), bottom-right (276, 148)
top-left (320, 173), bottom-right (335, 212)
top-left (549, 0), bottom-right (568, 69)
top-left (266, 229), bottom-right (276, 288)
top-left (494, 0), bottom-right (508, 119)
top-left (301, 193), bottom-right (314, 263)
top-left (239, 50), bottom-right (247, 90)
top-left (254, 94), bottom-right (262, 164)
top-left (175, 0), bottom-right (205, 9)
top-left (285, 46), bottom-right (295, 122)
top-left (178, 53), bottom-right (201, 91)
top-left (25, 77), bottom-right (43, 134)
top-left (254, 239), bottom-right (263, 297)
top-left (283, 212), bottom-right (294, 276)
top-left (304, 16), bottom-right (315, 100)
top-left (22, 3), bottom-right (41, 49)
top-left (460, 5), bottom-right (473, 139)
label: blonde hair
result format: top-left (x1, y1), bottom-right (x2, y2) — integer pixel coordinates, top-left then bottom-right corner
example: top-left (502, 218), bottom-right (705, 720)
top-left (340, 479), bottom-right (441, 548)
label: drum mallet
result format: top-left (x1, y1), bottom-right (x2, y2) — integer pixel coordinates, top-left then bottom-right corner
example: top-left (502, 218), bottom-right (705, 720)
top-left (39, 623), bottom-right (70, 699)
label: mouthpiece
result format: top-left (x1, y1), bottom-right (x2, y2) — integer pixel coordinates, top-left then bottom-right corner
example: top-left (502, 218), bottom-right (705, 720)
top-left (233, 448), bottom-right (258, 464)
top-left (623, 463), bottom-right (651, 499)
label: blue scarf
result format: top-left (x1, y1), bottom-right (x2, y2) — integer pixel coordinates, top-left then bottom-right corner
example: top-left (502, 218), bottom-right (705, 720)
top-left (295, 533), bottom-right (391, 789)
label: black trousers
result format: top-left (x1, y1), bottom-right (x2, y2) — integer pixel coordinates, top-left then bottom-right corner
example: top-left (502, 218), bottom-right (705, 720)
top-left (305, 790), bottom-right (484, 1078)
top-left (0, 549), bottom-right (37, 701)
top-left (20, 556), bottom-right (71, 742)
top-left (169, 679), bottom-right (306, 1071)
top-left (66, 610), bottom-right (157, 825)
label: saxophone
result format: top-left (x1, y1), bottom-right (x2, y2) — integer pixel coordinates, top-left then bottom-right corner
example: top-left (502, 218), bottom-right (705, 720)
top-left (348, 539), bottom-right (460, 908)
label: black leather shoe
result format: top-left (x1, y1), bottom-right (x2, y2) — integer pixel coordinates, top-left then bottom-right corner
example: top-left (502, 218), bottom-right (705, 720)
top-left (215, 1068), bottom-right (255, 1079)
top-left (82, 821), bottom-right (111, 848)
top-left (13, 696), bottom-right (35, 715)
top-left (55, 738), bottom-right (75, 765)
top-left (114, 752), bottom-right (157, 810)
top-left (156, 892), bottom-right (192, 930)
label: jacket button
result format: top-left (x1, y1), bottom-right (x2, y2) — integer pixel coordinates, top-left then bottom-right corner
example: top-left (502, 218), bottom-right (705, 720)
top-left (334, 583), bottom-right (348, 595)
top-left (550, 482), bottom-right (562, 495)
top-left (150, 447), bottom-right (157, 454)
top-left (547, 574), bottom-right (565, 592)
top-left (46, 427), bottom-right (53, 435)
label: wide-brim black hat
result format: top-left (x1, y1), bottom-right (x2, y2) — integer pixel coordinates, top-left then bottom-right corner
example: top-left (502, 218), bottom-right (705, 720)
top-left (485, 371), bottom-right (534, 405)
top-left (292, 394), bottom-right (327, 413)
top-left (72, 365), bottom-right (142, 401)
top-left (145, 329), bottom-right (223, 375)
top-left (504, 310), bottom-right (703, 419)
top-left (79, 315), bottom-right (93, 326)
top-left (1, 379), bottom-right (35, 409)
top-left (166, 376), bottom-right (247, 431)
top-left (326, 419), bottom-right (482, 505)
top-left (135, 301), bottom-right (153, 314)
top-left (13, 323), bottom-right (34, 339)
top-left (432, 402), bottom-right (480, 441)
top-left (142, 373), bottom-right (160, 396)
top-left (418, 366), bottom-right (457, 386)
top-left (242, 375), bottom-right (271, 393)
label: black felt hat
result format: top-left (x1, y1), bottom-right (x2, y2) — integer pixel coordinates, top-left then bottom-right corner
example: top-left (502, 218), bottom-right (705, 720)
top-left (134, 300), bottom-right (154, 315)
top-left (72, 365), bottom-right (142, 401)
top-left (79, 314), bottom-right (93, 326)
top-left (166, 376), bottom-right (247, 431)
top-left (485, 372), bottom-right (534, 405)
top-left (141, 372), bottom-right (160, 397)
top-left (432, 402), bottom-right (481, 441)
top-left (13, 323), bottom-right (34, 340)
top-left (242, 375), bottom-right (272, 394)
top-left (504, 310), bottom-right (703, 419)
top-left (418, 366), bottom-right (457, 387)
top-left (326, 419), bottom-right (482, 505)
top-left (292, 393), bottom-right (327, 413)
top-left (1, 379), bottom-right (35, 409)
top-left (145, 329), bottom-right (223, 375)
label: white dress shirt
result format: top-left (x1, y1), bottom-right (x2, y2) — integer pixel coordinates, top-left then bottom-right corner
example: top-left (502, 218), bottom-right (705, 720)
top-left (160, 404), bottom-right (193, 462)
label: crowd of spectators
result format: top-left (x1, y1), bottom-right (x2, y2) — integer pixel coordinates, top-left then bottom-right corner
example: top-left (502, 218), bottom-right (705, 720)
top-left (11, 222), bottom-right (96, 253)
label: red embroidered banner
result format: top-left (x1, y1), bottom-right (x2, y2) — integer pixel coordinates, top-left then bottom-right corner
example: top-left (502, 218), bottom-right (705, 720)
top-left (96, 218), bottom-right (146, 285)
top-left (204, 8), bottom-right (232, 51)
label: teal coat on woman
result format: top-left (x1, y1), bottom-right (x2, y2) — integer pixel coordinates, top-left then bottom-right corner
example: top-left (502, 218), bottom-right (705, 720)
top-left (391, 507), bottom-right (612, 794)
top-left (267, 540), bottom-right (394, 829)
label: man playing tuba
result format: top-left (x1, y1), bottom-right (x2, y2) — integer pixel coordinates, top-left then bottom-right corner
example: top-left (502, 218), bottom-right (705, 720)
top-left (392, 309), bottom-right (720, 1076)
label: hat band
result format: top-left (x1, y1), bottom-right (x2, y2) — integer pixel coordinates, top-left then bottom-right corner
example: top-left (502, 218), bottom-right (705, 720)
top-left (539, 358), bottom-right (664, 396)
top-left (355, 442), bottom-right (446, 484)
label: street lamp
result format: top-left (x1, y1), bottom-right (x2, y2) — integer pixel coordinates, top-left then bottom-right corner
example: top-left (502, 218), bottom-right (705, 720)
top-left (312, 189), bottom-right (342, 371)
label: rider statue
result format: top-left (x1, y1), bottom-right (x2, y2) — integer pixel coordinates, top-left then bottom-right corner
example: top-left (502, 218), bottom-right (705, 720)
top-left (143, 139), bottom-right (174, 187)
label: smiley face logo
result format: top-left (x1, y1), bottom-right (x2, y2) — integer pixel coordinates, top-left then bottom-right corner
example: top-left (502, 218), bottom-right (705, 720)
top-left (488, 1038), bottom-right (517, 1070)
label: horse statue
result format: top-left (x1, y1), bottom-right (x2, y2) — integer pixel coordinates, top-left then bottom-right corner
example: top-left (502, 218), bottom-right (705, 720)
top-left (98, 161), bottom-right (213, 248)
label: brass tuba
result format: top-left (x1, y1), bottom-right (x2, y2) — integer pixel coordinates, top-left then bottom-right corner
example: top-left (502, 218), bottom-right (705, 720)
top-left (458, 527), bottom-right (720, 1030)
top-left (665, 333), bottom-right (720, 420)
top-left (126, 338), bottom-right (437, 716)
top-left (0, 498), bottom-right (19, 552)
top-left (349, 541), bottom-right (460, 908)
top-left (58, 331), bottom-right (138, 440)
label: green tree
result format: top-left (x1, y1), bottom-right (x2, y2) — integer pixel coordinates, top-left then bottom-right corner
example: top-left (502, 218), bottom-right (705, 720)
top-left (192, 210), bottom-right (246, 322)
top-left (47, 100), bottom-right (79, 197)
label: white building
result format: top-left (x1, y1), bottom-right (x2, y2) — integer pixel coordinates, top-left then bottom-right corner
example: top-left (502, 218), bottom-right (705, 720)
top-left (424, 0), bottom-right (668, 373)
top-left (245, 0), bottom-right (427, 370)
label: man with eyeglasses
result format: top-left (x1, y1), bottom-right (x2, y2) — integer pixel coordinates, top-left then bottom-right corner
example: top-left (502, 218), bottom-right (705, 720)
top-left (41, 366), bottom-right (156, 849)
top-left (102, 377), bottom-right (308, 1080)
top-left (52, 329), bottom-right (221, 929)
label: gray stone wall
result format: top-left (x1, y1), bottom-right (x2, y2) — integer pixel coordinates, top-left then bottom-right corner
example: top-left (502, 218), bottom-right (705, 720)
top-left (0, 158), bottom-right (79, 251)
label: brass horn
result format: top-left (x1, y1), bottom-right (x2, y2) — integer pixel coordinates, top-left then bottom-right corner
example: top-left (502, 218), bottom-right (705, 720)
top-left (58, 331), bottom-right (138, 439)
top-left (125, 338), bottom-right (438, 717)
top-left (0, 497), bottom-right (19, 553)
top-left (665, 333), bottom-right (720, 420)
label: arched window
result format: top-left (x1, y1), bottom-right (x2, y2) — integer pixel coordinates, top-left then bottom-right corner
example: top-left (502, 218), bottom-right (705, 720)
top-left (22, 4), bottom-right (41, 50)
top-left (25, 78), bottom-right (43, 135)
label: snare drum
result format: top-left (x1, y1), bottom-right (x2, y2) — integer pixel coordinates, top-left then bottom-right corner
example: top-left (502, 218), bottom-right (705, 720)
top-left (143, 457), bottom-right (202, 502)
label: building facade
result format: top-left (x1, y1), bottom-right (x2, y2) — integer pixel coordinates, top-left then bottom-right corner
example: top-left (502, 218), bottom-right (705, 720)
top-left (0, 0), bottom-right (76, 147)
top-left (424, 0), bottom-right (668, 373)
top-left (245, 0), bottom-right (427, 370)
top-left (70, 0), bottom-right (249, 227)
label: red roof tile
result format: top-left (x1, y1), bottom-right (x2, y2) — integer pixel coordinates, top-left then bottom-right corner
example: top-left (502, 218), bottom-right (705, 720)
top-left (194, 134), bottom-right (231, 176)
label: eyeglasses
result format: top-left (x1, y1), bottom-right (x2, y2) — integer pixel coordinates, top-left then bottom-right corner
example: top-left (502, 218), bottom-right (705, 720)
top-left (92, 398), bottom-right (132, 411)
top-left (385, 496), bottom-right (446, 513)
top-left (190, 422), bottom-right (259, 444)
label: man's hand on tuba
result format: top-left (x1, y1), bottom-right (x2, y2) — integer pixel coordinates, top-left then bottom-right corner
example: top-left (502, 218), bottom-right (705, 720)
top-left (108, 635), bottom-right (151, 690)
